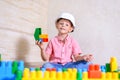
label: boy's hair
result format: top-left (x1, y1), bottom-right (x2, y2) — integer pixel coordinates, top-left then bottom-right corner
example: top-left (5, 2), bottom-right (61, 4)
top-left (56, 18), bottom-right (74, 32)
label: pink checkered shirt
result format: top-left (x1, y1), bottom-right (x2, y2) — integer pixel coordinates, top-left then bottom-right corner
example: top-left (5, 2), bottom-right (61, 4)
top-left (45, 35), bottom-right (82, 65)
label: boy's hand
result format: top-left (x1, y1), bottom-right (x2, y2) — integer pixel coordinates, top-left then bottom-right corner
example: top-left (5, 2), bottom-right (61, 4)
top-left (82, 54), bottom-right (93, 62)
top-left (35, 40), bottom-right (44, 50)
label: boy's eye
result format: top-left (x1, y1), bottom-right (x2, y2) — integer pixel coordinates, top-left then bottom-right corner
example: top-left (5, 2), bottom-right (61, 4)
top-left (59, 23), bottom-right (63, 25)
top-left (66, 24), bottom-right (69, 26)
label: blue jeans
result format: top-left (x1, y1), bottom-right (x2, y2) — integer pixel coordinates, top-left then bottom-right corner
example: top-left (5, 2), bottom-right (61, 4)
top-left (42, 60), bottom-right (91, 70)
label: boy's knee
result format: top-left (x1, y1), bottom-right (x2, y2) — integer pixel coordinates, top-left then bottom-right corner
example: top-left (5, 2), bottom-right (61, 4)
top-left (75, 61), bottom-right (92, 69)
top-left (42, 62), bottom-right (54, 69)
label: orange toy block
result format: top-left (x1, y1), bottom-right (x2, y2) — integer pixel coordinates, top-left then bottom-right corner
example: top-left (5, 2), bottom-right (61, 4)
top-left (88, 64), bottom-right (102, 79)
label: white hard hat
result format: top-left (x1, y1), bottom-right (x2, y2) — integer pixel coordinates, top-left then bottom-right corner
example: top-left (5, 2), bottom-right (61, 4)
top-left (58, 12), bottom-right (76, 27)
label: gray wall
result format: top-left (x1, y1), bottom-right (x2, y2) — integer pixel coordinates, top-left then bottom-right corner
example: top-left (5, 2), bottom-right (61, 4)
top-left (0, 0), bottom-right (48, 65)
top-left (47, 0), bottom-right (120, 65)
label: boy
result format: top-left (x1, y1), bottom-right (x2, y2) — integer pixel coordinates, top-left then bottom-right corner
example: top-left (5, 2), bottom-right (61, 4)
top-left (36, 12), bottom-right (93, 69)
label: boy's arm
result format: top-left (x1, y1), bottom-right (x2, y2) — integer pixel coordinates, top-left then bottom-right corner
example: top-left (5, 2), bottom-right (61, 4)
top-left (74, 54), bottom-right (84, 61)
top-left (40, 48), bottom-right (50, 61)
top-left (74, 53), bottom-right (93, 62)
top-left (36, 41), bottom-right (50, 61)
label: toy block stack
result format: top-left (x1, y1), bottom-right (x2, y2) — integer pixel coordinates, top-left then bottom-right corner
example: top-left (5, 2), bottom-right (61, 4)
top-left (0, 52), bottom-right (120, 80)
top-left (0, 60), bottom-right (24, 80)
top-left (22, 68), bottom-right (80, 80)
top-left (34, 28), bottom-right (48, 42)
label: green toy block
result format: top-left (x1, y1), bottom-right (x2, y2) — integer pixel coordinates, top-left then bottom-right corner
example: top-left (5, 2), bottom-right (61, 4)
top-left (15, 70), bottom-right (22, 80)
top-left (34, 28), bottom-right (42, 40)
top-left (35, 68), bottom-right (40, 71)
top-left (119, 73), bottom-right (120, 79)
top-left (77, 71), bottom-right (82, 80)
top-left (62, 68), bottom-right (67, 72)
top-left (12, 61), bottom-right (18, 74)
top-left (106, 63), bottom-right (111, 72)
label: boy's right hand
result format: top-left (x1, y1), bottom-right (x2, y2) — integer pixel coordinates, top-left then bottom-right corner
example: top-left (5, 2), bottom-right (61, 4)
top-left (35, 40), bottom-right (44, 50)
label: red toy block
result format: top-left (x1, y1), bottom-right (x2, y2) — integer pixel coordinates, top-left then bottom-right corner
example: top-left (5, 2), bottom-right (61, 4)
top-left (43, 38), bottom-right (48, 42)
top-left (88, 64), bottom-right (102, 79)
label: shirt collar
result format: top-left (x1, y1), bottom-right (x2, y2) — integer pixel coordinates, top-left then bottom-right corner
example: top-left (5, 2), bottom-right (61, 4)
top-left (55, 34), bottom-right (70, 42)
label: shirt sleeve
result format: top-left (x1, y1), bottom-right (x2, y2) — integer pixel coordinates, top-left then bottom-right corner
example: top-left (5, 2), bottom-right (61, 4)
top-left (45, 40), bottom-right (53, 55)
top-left (72, 39), bottom-right (82, 55)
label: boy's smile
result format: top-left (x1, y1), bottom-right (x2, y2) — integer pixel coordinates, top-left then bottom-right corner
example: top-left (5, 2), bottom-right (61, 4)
top-left (56, 19), bottom-right (73, 34)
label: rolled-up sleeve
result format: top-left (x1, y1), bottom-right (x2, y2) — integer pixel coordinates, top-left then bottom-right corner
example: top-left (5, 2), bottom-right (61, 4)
top-left (72, 39), bottom-right (82, 55)
top-left (45, 40), bottom-right (53, 55)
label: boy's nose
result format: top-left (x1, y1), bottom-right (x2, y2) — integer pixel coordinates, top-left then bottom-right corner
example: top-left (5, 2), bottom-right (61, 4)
top-left (62, 23), bottom-right (65, 27)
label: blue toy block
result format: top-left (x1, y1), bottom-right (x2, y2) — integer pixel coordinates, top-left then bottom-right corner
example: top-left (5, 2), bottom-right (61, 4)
top-left (18, 61), bottom-right (24, 71)
top-left (39, 38), bottom-right (43, 42)
top-left (0, 61), bottom-right (6, 79)
top-left (30, 67), bottom-right (35, 71)
top-left (57, 68), bottom-right (62, 72)
top-left (0, 61), bottom-right (15, 80)
top-left (100, 65), bottom-right (106, 72)
top-left (41, 68), bottom-right (46, 72)
top-left (82, 68), bottom-right (87, 72)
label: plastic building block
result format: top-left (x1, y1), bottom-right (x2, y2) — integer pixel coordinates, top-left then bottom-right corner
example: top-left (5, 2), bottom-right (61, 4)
top-left (50, 69), bottom-right (56, 80)
top-left (39, 34), bottom-right (48, 38)
top-left (12, 61), bottom-right (18, 74)
top-left (119, 73), bottom-right (120, 79)
top-left (34, 28), bottom-right (42, 41)
top-left (112, 72), bottom-right (119, 80)
top-left (39, 34), bottom-right (48, 42)
top-left (15, 70), bottom-right (22, 80)
top-left (0, 57), bottom-right (120, 80)
top-left (62, 68), bottom-right (67, 72)
top-left (106, 63), bottom-right (111, 72)
top-left (35, 68), bottom-right (40, 71)
top-left (56, 70), bottom-right (62, 80)
top-left (18, 61), bottom-right (24, 71)
top-left (0, 61), bottom-right (15, 80)
top-left (88, 64), bottom-right (102, 79)
top-left (34, 28), bottom-right (48, 42)
top-left (82, 71), bottom-right (88, 80)
top-left (44, 71), bottom-right (50, 80)
top-left (110, 57), bottom-right (118, 72)
top-left (22, 68), bottom-right (30, 80)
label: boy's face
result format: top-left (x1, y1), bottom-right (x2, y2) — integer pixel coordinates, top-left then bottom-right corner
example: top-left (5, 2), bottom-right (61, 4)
top-left (56, 19), bottom-right (73, 34)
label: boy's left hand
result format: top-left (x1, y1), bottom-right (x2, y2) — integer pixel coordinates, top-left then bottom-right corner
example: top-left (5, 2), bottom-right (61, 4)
top-left (82, 54), bottom-right (93, 62)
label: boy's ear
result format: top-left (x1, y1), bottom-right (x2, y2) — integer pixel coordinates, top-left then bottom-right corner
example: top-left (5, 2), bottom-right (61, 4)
top-left (69, 26), bottom-right (74, 32)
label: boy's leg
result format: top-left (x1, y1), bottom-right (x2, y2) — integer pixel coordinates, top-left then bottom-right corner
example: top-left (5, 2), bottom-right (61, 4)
top-left (42, 62), bottom-right (63, 69)
top-left (64, 60), bottom-right (92, 69)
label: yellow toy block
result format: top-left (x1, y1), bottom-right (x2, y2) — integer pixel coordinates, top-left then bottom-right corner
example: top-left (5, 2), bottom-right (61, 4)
top-left (82, 72), bottom-right (88, 80)
top-left (30, 71), bottom-right (36, 80)
top-left (22, 68), bottom-right (30, 80)
top-left (101, 72), bottom-right (106, 80)
top-left (106, 72), bottom-right (112, 80)
top-left (44, 71), bottom-right (50, 80)
top-left (39, 34), bottom-right (48, 38)
top-left (112, 72), bottom-right (119, 80)
top-left (63, 71), bottom-right (69, 80)
top-left (110, 57), bottom-right (118, 72)
top-left (71, 68), bottom-right (77, 80)
top-left (50, 70), bottom-right (56, 80)
top-left (36, 71), bottom-right (43, 80)
top-left (56, 71), bottom-right (62, 80)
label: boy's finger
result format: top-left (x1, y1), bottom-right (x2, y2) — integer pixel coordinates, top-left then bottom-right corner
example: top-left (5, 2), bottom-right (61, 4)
top-left (35, 40), bottom-right (38, 44)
